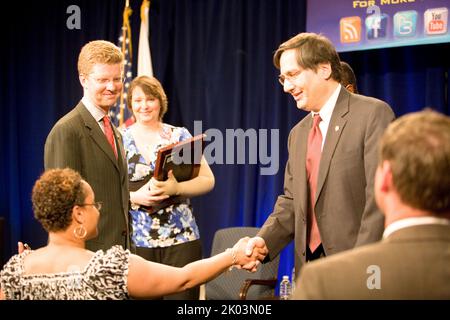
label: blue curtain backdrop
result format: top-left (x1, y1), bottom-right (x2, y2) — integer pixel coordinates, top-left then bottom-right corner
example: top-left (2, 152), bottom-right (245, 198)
top-left (1, 0), bottom-right (449, 287)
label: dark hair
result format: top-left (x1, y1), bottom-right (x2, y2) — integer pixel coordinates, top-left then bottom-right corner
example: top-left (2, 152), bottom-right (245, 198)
top-left (127, 76), bottom-right (168, 121)
top-left (380, 110), bottom-right (450, 214)
top-left (340, 61), bottom-right (358, 94)
top-left (32, 168), bottom-right (87, 232)
top-left (273, 32), bottom-right (342, 82)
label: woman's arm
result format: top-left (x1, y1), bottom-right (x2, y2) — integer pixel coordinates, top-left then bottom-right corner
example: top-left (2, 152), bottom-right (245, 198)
top-left (151, 156), bottom-right (215, 198)
top-left (127, 237), bottom-right (266, 299)
top-left (177, 156), bottom-right (215, 197)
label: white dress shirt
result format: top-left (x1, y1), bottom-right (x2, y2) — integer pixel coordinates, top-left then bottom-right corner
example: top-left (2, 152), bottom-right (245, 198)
top-left (383, 216), bottom-right (450, 239)
top-left (311, 84), bottom-right (341, 150)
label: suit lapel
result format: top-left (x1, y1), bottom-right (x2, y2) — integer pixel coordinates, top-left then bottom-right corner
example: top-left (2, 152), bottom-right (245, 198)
top-left (315, 88), bottom-right (349, 204)
top-left (76, 103), bottom-right (120, 172)
top-left (112, 124), bottom-right (127, 180)
top-left (296, 119), bottom-right (311, 219)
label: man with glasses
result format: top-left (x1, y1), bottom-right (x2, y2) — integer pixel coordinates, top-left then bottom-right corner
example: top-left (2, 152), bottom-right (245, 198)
top-left (44, 40), bottom-right (130, 252)
top-left (244, 33), bottom-right (395, 279)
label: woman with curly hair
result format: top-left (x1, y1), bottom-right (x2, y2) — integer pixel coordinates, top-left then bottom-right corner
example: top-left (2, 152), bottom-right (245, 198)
top-left (0, 168), bottom-right (264, 300)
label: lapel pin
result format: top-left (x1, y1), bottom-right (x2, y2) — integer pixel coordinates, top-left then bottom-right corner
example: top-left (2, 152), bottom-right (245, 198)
top-left (335, 126), bottom-right (339, 132)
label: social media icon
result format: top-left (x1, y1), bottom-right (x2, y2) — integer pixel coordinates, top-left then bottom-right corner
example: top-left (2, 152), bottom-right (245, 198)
top-left (365, 14), bottom-right (388, 40)
top-left (394, 11), bottom-right (417, 37)
top-left (424, 7), bottom-right (448, 35)
top-left (340, 16), bottom-right (361, 43)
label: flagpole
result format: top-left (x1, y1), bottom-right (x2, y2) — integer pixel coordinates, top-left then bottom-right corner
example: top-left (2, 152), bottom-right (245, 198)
top-left (138, 0), bottom-right (153, 77)
top-left (119, 1), bottom-right (133, 126)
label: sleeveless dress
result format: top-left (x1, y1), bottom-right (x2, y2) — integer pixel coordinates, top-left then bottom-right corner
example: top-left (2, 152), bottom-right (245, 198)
top-left (0, 245), bottom-right (130, 300)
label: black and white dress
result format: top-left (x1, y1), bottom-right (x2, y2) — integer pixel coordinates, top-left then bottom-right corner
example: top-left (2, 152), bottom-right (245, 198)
top-left (0, 245), bottom-right (130, 300)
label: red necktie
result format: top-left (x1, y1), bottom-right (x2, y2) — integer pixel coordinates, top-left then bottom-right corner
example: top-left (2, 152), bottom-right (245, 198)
top-left (103, 116), bottom-right (117, 158)
top-left (306, 114), bottom-right (322, 252)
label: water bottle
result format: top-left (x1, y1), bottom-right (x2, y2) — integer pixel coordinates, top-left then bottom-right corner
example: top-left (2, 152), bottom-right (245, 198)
top-left (291, 267), bottom-right (296, 295)
top-left (279, 275), bottom-right (292, 300)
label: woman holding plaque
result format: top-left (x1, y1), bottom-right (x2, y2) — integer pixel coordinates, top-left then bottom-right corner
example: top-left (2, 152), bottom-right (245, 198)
top-left (122, 76), bottom-right (214, 300)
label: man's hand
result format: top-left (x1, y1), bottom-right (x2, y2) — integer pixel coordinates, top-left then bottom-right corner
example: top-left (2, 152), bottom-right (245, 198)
top-left (241, 236), bottom-right (268, 272)
top-left (229, 237), bottom-right (266, 271)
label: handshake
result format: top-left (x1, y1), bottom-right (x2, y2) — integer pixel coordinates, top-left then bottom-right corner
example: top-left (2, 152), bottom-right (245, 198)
top-left (18, 237), bottom-right (270, 273)
top-left (227, 237), bottom-right (269, 272)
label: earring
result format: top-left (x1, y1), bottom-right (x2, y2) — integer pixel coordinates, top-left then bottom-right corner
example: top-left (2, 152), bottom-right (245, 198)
top-left (73, 225), bottom-right (87, 239)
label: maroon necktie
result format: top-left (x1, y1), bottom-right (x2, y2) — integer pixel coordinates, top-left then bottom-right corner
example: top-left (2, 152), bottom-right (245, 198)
top-left (306, 114), bottom-right (322, 252)
top-left (103, 116), bottom-right (117, 158)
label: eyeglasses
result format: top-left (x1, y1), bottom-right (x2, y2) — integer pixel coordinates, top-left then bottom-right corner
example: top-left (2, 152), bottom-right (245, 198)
top-left (77, 201), bottom-right (103, 211)
top-left (278, 70), bottom-right (302, 86)
top-left (90, 76), bottom-right (124, 86)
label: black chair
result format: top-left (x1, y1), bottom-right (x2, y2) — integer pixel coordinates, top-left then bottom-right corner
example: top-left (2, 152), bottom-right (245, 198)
top-left (205, 227), bottom-right (279, 300)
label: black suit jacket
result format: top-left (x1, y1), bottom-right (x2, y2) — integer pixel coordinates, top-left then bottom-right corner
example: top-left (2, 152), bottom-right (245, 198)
top-left (44, 102), bottom-right (130, 251)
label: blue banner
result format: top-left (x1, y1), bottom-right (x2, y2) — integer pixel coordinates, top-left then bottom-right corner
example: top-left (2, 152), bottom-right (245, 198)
top-left (306, 0), bottom-right (450, 52)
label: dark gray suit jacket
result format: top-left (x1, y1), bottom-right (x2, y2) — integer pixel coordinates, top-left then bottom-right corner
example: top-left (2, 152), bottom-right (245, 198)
top-left (259, 88), bottom-right (395, 275)
top-left (44, 102), bottom-right (130, 251)
top-left (293, 224), bottom-right (450, 299)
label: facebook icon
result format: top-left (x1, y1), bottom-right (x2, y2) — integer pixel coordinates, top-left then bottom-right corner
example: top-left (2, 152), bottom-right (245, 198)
top-left (366, 14), bottom-right (388, 40)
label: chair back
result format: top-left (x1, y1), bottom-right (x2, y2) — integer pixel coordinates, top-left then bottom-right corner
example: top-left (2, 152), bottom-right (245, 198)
top-left (205, 227), bottom-right (279, 300)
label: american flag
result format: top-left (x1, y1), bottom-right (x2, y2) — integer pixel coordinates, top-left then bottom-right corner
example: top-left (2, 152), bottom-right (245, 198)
top-left (109, 4), bottom-right (135, 128)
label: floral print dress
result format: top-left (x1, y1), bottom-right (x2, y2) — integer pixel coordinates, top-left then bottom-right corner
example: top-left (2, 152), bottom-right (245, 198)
top-left (122, 123), bottom-right (200, 248)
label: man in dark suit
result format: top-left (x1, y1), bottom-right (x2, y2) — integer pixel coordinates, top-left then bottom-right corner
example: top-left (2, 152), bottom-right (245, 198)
top-left (340, 61), bottom-right (358, 94)
top-left (44, 40), bottom-right (130, 251)
top-left (294, 110), bottom-right (450, 299)
top-left (244, 33), bottom-right (395, 277)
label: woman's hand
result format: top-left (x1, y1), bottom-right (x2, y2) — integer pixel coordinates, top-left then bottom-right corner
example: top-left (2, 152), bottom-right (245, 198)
top-left (150, 170), bottom-right (180, 197)
top-left (18, 242), bottom-right (31, 254)
top-left (130, 180), bottom-right (170, 206)
top-left (229, 237), bottom-right (268, 271)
